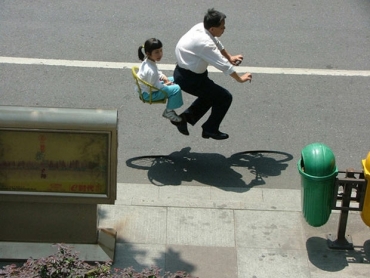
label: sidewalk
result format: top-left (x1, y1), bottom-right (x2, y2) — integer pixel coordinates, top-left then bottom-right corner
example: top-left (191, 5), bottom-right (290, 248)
top-left (98, 183), bottom-right (370, 278)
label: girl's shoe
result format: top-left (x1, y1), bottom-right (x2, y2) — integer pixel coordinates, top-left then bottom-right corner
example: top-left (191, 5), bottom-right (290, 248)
top-left (162, 109), bottom-right (182, 122)
top-left (170, 114), bottom-right (189, 135)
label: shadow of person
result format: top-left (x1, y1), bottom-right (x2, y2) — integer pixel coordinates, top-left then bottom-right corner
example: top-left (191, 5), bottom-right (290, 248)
top-left (228, 150), bottom-right (292, 187)
top-left (126, 147), bottom-right (245, 188)
top-left (126, 147), bottom-right (293, 191)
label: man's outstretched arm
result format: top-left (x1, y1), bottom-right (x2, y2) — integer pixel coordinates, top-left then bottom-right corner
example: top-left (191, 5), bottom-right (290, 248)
top-left (230, 71), bottom-right (252, 83)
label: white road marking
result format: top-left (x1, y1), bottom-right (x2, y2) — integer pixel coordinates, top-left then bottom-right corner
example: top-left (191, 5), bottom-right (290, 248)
top-left (1, 56), bottom-right (370, 77)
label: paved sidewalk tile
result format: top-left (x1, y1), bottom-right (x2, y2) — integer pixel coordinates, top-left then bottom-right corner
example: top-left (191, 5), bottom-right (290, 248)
top-left (211, 187), bottom-right (301, 211)
top-left (98, 183), bottom-right (370, 277)
top-left (115, 183), bottom-right (159, 205)
top-left (165, 245), bottom-right (238, 278)
top-left (167, 207), bottom-right (235, 247)
top-left (150, 185), bottom-right (214, 208)
top-left (237, 248), bottom-right (310, 278)
top-left (235, 210), bottom-right (305, 250)
top-left (307, 246), bottom-right (370, 278)
top-left (302, 212), bottom-right (370, 278)
top-left (104, 206), bottom-right (167, 244)
top-left (113, 243), bottom-right (166, 272)
top-left (210, 187), bottom-right (263, 208)
top-left (112, 244), bottom-right (238, 278)
top-left (261, 188), bottom-right (301, 211)
top-left (114, 184), bottom-right (302, 211)
top-left (159, 185), bottom-right (211, 201)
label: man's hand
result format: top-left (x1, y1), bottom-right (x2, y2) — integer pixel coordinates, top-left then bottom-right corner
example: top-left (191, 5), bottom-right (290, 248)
top-left (221, 49), bottom-right (243, 65)
top-left (241, 72), bottom-right (252, 83)
top-left (230, 71), bottom-right (252, 83)
top-left (230, 55), bottom-right (243, 66)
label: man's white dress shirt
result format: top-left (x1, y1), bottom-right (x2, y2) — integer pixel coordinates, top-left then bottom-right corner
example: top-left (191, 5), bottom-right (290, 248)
top-left (175, 23), bottom-right (234, 75)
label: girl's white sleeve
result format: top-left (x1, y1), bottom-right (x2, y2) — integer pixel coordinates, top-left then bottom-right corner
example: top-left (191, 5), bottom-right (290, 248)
top-left (147, 70), bottom-right (164, 89)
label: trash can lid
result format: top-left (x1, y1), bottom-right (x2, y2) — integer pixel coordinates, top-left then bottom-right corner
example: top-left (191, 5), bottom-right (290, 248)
top-left (362, 151), bottom-right (370, 178)
top-left (301, 143), bottom-right (336, 176)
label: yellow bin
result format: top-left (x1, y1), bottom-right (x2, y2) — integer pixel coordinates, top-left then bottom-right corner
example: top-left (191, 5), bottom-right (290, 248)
top-left (361, 152), bottom-right (370, 226)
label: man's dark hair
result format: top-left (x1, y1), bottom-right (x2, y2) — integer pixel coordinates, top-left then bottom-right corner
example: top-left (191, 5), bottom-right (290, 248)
top-left (203, 8), bottom-right (226, 30)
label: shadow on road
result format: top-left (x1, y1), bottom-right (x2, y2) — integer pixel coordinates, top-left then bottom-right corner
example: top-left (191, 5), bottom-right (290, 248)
top-left (126, 147), bottom-right (293, 191)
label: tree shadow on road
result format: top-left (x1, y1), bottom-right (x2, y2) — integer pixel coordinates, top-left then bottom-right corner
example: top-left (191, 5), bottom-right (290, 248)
top-left (126, 147), bottom-right (293, 191)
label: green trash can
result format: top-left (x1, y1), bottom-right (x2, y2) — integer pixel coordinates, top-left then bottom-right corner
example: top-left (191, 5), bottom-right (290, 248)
top-left (297, 143), bottom-right (338, 227)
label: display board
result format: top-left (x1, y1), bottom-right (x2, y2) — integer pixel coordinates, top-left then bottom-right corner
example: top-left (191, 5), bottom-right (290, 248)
top-left (0, 106), bottom-right (117, 204)
top-left (0, 130), bottom-right (109, 194)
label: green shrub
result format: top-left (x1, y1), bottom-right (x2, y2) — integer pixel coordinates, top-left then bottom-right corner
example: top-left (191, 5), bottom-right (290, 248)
top-left (0, 244), bottom-right (196, 278)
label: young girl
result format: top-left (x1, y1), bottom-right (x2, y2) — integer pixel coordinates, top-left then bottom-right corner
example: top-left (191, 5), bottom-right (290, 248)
top-left (137, 38), bottom-right (183, 122)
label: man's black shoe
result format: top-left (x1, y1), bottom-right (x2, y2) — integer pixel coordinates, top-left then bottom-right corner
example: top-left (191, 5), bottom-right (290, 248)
top-left (202, 130), bottom-right (229, 140)
top-left (171, 115), bottom-right (189, 136)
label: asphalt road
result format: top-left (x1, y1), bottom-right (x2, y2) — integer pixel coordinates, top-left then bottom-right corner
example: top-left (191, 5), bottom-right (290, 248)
top-left (1, 0), bottom-right (370, 190)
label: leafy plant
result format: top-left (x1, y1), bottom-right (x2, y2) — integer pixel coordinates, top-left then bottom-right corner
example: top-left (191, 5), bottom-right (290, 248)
top-left (0, 244), bottom-right (197, 278)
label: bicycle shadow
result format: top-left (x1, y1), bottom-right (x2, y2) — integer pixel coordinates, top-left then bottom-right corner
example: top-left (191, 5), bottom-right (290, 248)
top-left (126, 147), bottom-right (293, 191)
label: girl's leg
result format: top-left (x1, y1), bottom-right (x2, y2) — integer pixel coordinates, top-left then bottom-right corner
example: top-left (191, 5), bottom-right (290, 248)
top-left (161, 83), bottom-right (183, 122)
top-left (141, 82), bottom-right (183, 122)
top-left (161, 84), bottom-right (183, 110)
top-left (141, 90), bottom-right (167, 102)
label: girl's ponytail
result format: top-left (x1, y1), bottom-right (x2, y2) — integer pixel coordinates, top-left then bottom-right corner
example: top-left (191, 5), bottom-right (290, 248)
top-left (138, 45), bottom-right (145, 61)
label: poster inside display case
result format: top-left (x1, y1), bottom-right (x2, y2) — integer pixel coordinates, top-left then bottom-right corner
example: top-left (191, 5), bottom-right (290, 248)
top-left (0, 106), bottom-right (117, 204)
top-left (0, 130), bottom-right (109, 194)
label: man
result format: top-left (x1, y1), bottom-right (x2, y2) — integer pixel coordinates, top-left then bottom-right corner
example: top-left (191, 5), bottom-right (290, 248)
top-left (172, 8), bottom-right (252, 140)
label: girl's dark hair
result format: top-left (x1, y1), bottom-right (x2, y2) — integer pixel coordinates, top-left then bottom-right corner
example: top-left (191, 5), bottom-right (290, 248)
top-left (138, 38), bottom-right (163, 61)
top-left (203, 8), bottom-right (226, 30)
